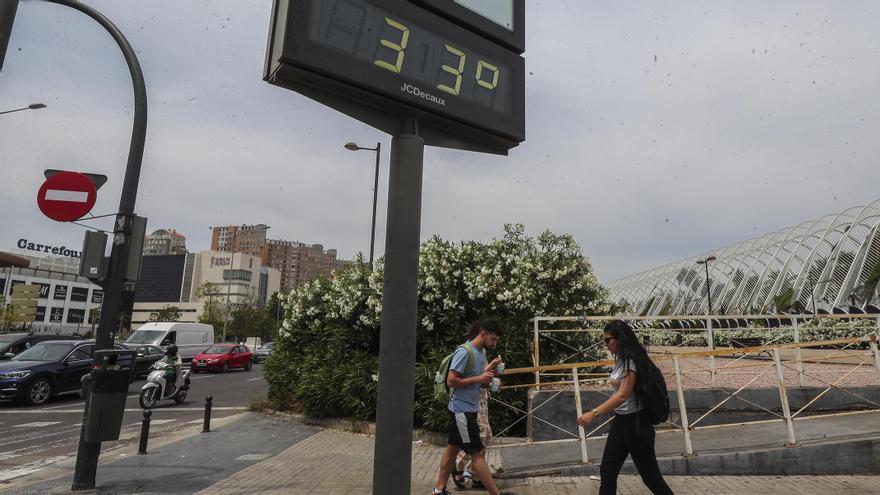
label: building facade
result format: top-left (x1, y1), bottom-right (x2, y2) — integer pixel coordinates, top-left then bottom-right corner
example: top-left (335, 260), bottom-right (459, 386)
top-left (608, 199), bottom-right (880, 316)
top-left (130, 250), bottom-right (281, 329)
top-left (143, 228), bottom-right (188, 256)
top-left (2, 239), bottom-right (282, 333)
top-left (11, 238), bottom-right (81, 274)
top-left (1, 256), bottom-right (104, 335)
top-left (211, 225), bottom-right (349, 292)
top-left (211, 224), bottom-right (269, 258)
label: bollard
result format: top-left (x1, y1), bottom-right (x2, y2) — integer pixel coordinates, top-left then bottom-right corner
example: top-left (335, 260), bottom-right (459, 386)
top-left (137, 410), bottom-right (152, 455)
top-left (202, 396), bottom-right (213, 433)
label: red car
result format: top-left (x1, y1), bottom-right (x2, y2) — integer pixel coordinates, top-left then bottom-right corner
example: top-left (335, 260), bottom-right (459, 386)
top-left (190, 344), bottom-right (253, 373)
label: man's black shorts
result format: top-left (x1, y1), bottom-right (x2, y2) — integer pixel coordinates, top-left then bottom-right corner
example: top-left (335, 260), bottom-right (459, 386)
top-left (448, 411), bottom-right (484, 454)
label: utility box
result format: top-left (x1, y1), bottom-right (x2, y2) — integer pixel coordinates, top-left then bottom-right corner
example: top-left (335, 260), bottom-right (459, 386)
top-left (79, 230), bottom-right (107, 279)
top-left (83, 349), bottom-right (136, 443)
top-left (126, 215), bottom-right (147, 281)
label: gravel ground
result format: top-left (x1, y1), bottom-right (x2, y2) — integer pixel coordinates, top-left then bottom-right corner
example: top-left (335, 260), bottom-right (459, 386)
top-left (655, 355), bottom-right (880, 389)
top-left (571, 354), bottom-right (880, 390)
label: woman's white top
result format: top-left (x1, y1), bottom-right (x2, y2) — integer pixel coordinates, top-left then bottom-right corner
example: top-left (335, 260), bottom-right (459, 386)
top-left (609, 358), bottom-right (643, 415)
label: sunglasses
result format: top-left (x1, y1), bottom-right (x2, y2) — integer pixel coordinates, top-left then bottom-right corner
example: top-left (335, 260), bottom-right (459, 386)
top-left (604, 337), bottom-right (616, 344)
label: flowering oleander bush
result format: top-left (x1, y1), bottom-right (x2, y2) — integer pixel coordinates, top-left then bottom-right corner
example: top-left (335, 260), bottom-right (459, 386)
top-left (637, 318), bottom-right (877, 349)
top-left (713, 327), bottom-right (793, 346)
top-left (800, 317), bottom-right (877, 348)
top-left (263, 224), bottom-right (606, 433)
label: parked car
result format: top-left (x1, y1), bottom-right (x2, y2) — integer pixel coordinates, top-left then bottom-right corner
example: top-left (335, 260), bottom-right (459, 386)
top-left (120, 343), bottom-right (165, 377)
top-left (0, 340), bottom-right (124, 405)
top-left (124, 322), bottom-right (213, 361)
top-left (191, 344), bottom-right (253, 373)
top-left (0, 333), bottom-right (82, 360)
top-left (252, 341), bottom-right (273, 363)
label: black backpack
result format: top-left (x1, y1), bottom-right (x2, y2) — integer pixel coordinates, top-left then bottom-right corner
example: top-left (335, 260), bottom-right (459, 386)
top-left (637, 360), bottom-right (670, 425)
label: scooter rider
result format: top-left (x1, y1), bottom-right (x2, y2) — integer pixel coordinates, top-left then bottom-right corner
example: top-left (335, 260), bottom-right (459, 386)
top-left (161, 345), bottom-right (182, 396)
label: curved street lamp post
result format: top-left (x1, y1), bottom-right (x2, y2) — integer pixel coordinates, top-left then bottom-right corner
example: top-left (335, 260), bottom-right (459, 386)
top-left (345, 141), bottom-right (381, 270)
top-left (696, 255), bottom-right (718, 314)
top-left (2, 0), bottom-right (148, 490)
top-left (0, 102), bottom-right (46, 115)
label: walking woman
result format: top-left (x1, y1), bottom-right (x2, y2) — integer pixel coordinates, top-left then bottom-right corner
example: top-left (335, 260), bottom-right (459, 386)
top-left (576, 320), bottom-right (674, 495)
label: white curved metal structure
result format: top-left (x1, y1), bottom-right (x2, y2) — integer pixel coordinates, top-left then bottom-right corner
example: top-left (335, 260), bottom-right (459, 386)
top-left (608, 200), bottom-right (880, 316)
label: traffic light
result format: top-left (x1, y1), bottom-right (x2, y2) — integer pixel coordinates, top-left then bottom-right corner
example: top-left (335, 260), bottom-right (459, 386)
top-left (0, 0), bottom-right (19, 71)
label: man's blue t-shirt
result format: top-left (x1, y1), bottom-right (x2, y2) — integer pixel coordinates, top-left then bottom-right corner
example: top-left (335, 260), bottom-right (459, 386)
top-left (447, 341), bottom-right (487, 413)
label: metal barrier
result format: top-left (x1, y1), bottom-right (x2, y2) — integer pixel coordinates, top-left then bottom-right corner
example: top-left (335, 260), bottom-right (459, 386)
top-left (487, 314), bottom-right (880, 464)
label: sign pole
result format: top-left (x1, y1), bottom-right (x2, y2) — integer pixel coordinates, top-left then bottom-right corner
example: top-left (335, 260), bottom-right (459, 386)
top-left (372, 120), bottom-right (424, 495)
top-left (45, 0), bottom-right (148, 490)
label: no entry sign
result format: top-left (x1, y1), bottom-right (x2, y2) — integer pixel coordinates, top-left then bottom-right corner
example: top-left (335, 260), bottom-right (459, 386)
top-left (37, 171), bottom-right (97, 222)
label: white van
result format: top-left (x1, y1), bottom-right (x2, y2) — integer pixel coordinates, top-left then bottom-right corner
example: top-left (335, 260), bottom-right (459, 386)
top-left (125, 322), bottom-right (214, 361)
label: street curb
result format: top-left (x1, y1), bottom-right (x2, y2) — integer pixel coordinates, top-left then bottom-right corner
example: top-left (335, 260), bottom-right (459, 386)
top-left (0, 412), bottom-right (248, 493)
top-left (497, 432), bottom-right (880, 479)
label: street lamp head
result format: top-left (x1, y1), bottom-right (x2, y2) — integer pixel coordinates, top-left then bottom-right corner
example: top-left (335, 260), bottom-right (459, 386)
top-left (344, 142), bottom-right (360, 151)
top-left (28, 103), bottom-right (47, 110)
top-left (706, 256), bottom-right (717, 262)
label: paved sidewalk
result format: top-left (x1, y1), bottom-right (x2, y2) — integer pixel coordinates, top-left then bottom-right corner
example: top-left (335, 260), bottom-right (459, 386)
top-left (4, 411), bottom-right (876, 494)
top-left (0, 413), bottom-right (317, 495)
top-left (197, 426), bottom-right (880, 495)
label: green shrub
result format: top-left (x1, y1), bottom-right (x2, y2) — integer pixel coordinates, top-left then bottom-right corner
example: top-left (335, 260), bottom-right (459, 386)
top-left (264, 225), bottom-right (606, 434)
top-left (800, 317), bottom-right (876, 348)
top-left (713, 327), bottom-right (793, 346)
top-left (641, 329), bottom-right (679, 346)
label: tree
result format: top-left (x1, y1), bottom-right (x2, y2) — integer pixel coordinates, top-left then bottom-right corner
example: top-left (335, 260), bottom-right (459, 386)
top-left (263, 291), bottom-right (285, 342)
top-left (858, 258), bottom-right (880, 305)
top-left (149, 305), bottom-right (182, 322)
top-left (196, 282), bottom-right (222, 320)
top-left (0, 300), bottom-right (19, 332)
top-left (195, 283), bottom-right (224, 341)
top-left (229, 304), bottom-right (270, 340)
top-left (772, 287), bottom-right (795, 313)
top-left (264, 224), bottom-right (606, 431)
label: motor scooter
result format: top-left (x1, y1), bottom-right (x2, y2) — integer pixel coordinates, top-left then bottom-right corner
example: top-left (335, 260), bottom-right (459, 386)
top-left (139, 360), bottom-right (191, 409)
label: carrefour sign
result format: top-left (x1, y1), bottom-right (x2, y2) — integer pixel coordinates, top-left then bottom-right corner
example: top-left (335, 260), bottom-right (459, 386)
top-left (17, 238), bottom-right (82, 258)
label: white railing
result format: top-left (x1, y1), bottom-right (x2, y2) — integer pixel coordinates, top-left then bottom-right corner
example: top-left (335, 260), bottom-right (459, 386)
top-left (487, 314), bottom-right (880, 464)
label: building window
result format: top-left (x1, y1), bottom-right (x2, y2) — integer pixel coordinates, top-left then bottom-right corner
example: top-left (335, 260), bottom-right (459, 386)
top-left (223, 269), bottom-right (253, 282)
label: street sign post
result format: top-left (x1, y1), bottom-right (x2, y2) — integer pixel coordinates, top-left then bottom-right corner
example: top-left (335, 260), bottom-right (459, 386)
top-left (265, 2), bottom-right (524, 493)
top-left (45, 169), bottom-right (108, 190)
top-left (10, 284), bottom-right (38, 323)
top-left (36, 171), bottom-right (98, 222)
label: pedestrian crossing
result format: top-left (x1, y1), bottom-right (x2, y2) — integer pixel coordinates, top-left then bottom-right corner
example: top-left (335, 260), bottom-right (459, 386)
top-left (148, 419), bottom-right (177, 425)
top-left (0, 416), bottom-right (199, 484)
top-left (0, 369), bottom-right (264, 487)
top-left (13, 421), bottom-right (63, 428)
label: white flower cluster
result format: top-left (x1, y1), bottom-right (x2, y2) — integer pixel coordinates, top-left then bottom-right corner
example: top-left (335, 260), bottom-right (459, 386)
top-left (280, 225), bottom-right (606, 338)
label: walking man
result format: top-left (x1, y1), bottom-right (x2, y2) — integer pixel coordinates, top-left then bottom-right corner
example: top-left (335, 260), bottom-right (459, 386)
top-left (432, 318), bottom-right (513, 495)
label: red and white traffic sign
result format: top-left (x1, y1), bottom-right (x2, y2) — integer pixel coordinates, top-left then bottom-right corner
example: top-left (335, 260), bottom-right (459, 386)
top-left (37, 171), bottom-right (97, 222)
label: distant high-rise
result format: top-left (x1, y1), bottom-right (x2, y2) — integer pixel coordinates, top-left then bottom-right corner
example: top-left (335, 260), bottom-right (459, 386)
top-left (143, 229), bottom-right (187, 256)
top-left (210, 225), bottom-right (348, 292)
top-left (210, 224), bottom-right (269, 257)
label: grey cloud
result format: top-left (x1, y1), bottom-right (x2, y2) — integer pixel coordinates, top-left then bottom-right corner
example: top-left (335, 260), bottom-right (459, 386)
top-left (2, 0), bottom-right (879, 286)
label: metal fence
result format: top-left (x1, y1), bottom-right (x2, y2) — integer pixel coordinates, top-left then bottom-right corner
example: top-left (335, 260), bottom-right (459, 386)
top-left (488, 314), bottom-right (880, 464)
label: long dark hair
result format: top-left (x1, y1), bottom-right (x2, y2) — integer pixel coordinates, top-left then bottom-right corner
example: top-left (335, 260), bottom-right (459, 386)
top-left (604, 320), bottom-right (653, 391)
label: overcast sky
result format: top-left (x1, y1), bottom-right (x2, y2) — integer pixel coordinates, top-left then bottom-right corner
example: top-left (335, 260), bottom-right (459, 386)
top-left (2, 0), bottom-right (879, 284)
